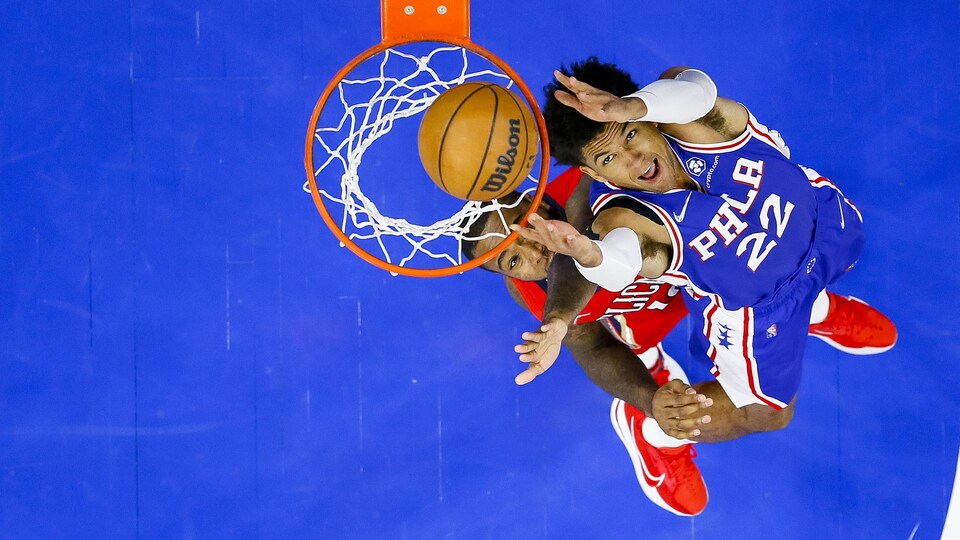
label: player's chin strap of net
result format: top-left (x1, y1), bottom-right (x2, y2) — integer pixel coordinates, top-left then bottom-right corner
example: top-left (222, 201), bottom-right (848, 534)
top-left (304, 45), bottom-right (537, 272)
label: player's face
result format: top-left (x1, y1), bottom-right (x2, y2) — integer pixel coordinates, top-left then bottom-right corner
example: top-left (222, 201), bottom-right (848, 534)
top-left (579, 121), bottom-right (691, 193)
top-left (475, 196), bottom-right (557, 281)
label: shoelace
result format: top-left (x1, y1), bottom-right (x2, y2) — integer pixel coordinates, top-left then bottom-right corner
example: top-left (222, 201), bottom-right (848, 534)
top-left (823, 298), bottom-right (886, 338)
top-left (661, 445), bottom-right (701, 487)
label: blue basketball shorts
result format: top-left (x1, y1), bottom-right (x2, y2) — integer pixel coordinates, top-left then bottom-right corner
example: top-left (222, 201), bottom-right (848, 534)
top-left (684, 179), bottom-right (865, 409)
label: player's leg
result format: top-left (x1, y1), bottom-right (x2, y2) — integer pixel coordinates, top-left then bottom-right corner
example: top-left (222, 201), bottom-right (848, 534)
top-left (674, 289), bottom-right (809, 442)
top-left (677, 379), bottom-right (795, 443)
top-left (803, 171), bottom-right (896, 353)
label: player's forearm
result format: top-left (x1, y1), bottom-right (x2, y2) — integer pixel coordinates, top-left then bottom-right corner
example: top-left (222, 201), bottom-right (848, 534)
top-left (541, 254), bottom-right (597, 326)
top-left (567, 340), bottom-right (660, 415)
top-left (622, 68), bottom-right (717, 124)
top-left (574, 227), bottom-right (643, 291)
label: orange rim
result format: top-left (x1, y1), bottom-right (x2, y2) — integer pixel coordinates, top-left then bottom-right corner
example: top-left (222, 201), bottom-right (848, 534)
top-left (304, 36), bottom-right (549, 278)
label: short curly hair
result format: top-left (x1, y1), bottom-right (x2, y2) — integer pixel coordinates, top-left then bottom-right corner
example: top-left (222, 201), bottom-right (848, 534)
top-left (543, 57), bottom-right (640, 166)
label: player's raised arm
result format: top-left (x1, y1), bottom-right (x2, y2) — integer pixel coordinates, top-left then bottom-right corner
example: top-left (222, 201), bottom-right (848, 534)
top-left (554, 66), bottom-right (749, 144)
top-left (554, 66), bottom-right (716, 125)
top-left (511, 209), bottom-right (672, 292)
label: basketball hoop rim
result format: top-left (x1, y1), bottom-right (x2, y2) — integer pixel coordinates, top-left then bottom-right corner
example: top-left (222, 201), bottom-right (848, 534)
top-left (304, 35), bottom-right (550, 278)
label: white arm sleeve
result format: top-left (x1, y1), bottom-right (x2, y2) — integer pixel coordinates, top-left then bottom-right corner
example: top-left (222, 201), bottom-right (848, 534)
top-left (624, 68), bottom-right (718, 124)
top-left (574, 227), bottom-right (643, 292)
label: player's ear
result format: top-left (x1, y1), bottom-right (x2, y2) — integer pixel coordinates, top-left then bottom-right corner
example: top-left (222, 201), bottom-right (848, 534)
top-left (578, 165), bottom-right (604, 182)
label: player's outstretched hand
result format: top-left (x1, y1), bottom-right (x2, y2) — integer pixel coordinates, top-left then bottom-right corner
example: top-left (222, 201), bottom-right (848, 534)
top-left (514, 317), bottom-right (568, 385)
top-left (553, 70), bottom-right (644, 123)
top-left (651, 380), bottom-right (713, 440)
top-left (510, 214), bottom-right (599, 266)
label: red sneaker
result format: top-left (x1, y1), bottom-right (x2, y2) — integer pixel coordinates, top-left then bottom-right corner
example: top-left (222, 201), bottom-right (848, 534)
top-left (809, 292), bottom-right (897, 355)
top-left (610, 398), bottom-right (708, 516)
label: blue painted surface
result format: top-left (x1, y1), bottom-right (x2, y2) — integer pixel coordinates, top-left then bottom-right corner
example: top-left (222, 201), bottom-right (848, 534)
top-left (1, 1), bottom-right (958, 538)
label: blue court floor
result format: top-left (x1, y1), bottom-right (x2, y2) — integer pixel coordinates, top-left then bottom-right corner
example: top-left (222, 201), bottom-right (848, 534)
top-left (2, 1), bottom-right (959, 538)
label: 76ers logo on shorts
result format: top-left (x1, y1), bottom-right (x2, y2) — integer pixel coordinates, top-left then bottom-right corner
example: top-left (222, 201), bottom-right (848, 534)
top-left (685, 157), bottom-right (707, 176)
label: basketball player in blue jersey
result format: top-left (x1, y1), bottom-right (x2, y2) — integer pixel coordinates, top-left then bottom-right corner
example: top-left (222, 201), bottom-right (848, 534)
top-left (510, 57), bottom-right (898, 449)
top-left (462, 165), bottom-right (896, 515)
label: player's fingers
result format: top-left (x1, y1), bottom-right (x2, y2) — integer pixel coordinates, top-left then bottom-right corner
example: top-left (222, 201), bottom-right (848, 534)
top-left (554, 89), bottom-right (584, 112)
top-left (514, 341), bottom-right (536, 354)
top-left (670, 415), bottom-right (711, 433)
top-left (514, 363), bottom-right (543, 385)
top-left (518, 351), bottom-right (538, 363)
top-left (670, 402), bottom-right (713, 420)
top-left (670, 391), bottom-right (709, 408)
top-left (520, 331), bottom-right (542, 343)
top-left (540, 319), bottom-right (564, 331)
top-left (660, 423), bottom-right (698, 440)
top-left (662, 418), bottom-right (705, 439)
top-left (509, 224), bottom-right (543, 243)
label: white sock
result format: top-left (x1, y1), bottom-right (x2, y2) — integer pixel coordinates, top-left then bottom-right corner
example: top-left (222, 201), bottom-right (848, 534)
top-left (641, 416), bottom-right (692, 448)
top-left (809, 289), bottom-right (830, 324)
top-left (636, 347), bottom-right (660, 370)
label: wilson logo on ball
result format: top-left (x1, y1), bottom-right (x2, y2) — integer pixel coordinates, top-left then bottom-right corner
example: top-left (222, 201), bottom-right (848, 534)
top-left (418, 83), bottom-right (539, 201)
top-left (481, 119), bottom-right (522, 194)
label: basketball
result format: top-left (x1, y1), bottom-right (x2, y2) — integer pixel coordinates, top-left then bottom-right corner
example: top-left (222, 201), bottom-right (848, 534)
top-left (418, 82), bottom-right (539, 201)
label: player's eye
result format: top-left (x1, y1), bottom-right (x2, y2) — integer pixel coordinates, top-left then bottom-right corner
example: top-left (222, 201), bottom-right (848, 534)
top-left (602, 154), bottom-right (615, 166)
top-left (626, 129), bottom-right (636, 142)
top-left (509, 255), bottom-right (519, 270)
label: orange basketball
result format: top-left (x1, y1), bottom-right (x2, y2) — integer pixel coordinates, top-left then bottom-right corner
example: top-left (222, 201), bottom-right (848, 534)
top-left (418, 82), bottom-right (539, 201)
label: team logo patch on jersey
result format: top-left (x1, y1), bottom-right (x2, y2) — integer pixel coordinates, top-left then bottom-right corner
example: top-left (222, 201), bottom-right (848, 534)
top-left (766, 324), bottom-right (778, 338)
top-left (686, 157), bottom-right (707, 176)
top-left (806, 257), bottom-right (817, 274)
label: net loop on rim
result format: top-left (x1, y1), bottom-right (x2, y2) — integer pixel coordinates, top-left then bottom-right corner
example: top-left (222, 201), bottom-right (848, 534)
top-left (305, 42), bottom-right (546, 276)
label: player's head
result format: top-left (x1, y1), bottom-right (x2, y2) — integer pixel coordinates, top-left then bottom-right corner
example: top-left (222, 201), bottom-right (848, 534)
top-left (461, 192), bottom-right (562, 281)
top-left (544, 57), bottom-right (687, 193)
top-left (544, 57), bottom-right (640, 165)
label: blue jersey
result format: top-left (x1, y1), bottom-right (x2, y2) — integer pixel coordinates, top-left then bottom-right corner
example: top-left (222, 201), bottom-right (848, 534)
top-left (589, 113), bottom-right (865, 408)
top-left (590, 114), bottom-right (857, 311)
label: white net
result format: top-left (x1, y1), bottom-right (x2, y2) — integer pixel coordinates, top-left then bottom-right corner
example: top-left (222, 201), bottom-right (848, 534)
top-left (304, 44), bottom-right (541, 274)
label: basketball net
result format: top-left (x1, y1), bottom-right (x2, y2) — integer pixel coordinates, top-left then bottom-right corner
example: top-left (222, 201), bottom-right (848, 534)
top-left (304, 0), bottom-right (549, 277)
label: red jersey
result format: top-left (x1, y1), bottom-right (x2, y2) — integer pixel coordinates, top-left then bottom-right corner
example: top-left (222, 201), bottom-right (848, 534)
top-left (510, 167), bottom-right (688, 352)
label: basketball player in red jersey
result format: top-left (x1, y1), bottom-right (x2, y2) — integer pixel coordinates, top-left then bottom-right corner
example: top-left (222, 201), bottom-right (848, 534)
top-left (464, 165), bottom-right (709, 515)
top-left (465, 163), bottom-right (896, 515)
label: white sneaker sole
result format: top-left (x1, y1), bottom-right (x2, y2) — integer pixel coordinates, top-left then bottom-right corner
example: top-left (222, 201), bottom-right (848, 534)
top-left (809, 333), bottom-right (896, 355)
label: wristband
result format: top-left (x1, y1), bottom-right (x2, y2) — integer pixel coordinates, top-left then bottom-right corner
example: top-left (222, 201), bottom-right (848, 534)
top-left (574, 227), bottom-right (643, 291)
top-left (624, 68), bottom-right (718, 124)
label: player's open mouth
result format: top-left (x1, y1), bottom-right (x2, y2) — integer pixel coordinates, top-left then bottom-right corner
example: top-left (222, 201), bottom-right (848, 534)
top-left (639, 159), bottom-right (659, 182)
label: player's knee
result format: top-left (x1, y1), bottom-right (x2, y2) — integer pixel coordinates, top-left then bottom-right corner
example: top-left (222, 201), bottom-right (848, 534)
top-left (742, 400), bottom-right (795, 433)
top-left (764, 404), bottom-right (795, 431)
